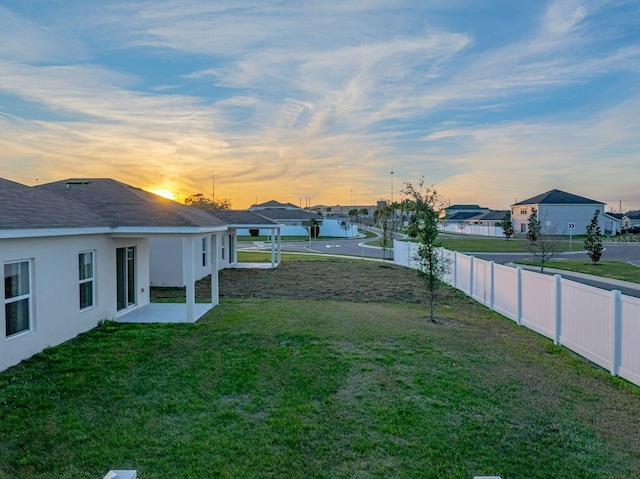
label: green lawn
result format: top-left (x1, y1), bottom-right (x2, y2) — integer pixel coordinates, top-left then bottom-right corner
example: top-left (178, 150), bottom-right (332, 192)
top-left (437, 234), bottom-right (585, 253)
top-left (516, 260), bottom-right (640, 283)
top-left (237, 251), bottom-right (349, 263)
top-left (1, 270), bottom-right (639, 477)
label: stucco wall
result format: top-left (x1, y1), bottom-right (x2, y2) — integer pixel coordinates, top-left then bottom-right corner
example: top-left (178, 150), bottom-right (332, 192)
top-left (1, 234), bottom-right (149, 371)
top-left (149, 233), bottom-right (225, 287)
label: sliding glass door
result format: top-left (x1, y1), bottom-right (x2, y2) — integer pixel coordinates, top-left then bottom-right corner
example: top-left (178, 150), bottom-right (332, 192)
top-left (116, 247), bottom-right (136, 311)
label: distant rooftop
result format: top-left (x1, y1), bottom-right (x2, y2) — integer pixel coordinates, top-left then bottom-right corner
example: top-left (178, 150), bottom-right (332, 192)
top-left (513, 189), bottom-right (603, 206)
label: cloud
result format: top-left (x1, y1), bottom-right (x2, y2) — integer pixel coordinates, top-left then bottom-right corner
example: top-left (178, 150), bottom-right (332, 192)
top-left (0, 0), bottom-right (638, 209)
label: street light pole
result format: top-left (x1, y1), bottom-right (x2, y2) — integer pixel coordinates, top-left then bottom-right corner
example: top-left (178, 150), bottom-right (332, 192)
top-left (390, 171), bottom-right (394, 203)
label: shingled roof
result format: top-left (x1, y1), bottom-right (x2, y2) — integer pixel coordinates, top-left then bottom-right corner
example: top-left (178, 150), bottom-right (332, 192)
top-left (211, 210), bottom-right (281, 227)
top-left (254, 208), bottom-right (322, 221)
top-left (513, 189), bottom-right (603, 206)
top-left (37, 179), bottom-right (227, 230)
top-left (0, 178), bottom-right (109, 231)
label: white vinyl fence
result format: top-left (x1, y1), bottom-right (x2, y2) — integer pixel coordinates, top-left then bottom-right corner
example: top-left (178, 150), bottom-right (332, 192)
top-left (439, 224), bottom-right (505, 237)
top-left (395, 240), bottom-right (640, 387)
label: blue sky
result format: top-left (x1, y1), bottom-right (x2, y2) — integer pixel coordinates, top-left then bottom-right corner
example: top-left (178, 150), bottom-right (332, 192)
top-left (0, 0), bottom-right (639, 210)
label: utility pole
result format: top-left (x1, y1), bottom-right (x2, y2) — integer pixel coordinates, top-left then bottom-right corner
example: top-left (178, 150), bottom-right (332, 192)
top-left (212, 170), bottom-right (215, 202)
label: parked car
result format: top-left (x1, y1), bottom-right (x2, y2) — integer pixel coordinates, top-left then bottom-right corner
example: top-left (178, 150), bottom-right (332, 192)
top-left (626, 225), bottom-right (640, 234)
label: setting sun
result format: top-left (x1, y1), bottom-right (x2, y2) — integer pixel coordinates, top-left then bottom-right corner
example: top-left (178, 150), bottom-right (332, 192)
top-left (152, 189), bottom-right (175, 200)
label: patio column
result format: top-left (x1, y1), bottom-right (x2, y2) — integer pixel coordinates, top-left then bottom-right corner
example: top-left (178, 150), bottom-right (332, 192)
top-left (231, 233), bottom-right (237, 264)
top-left (183, 236), bottom-right (195, 323)
top-left (211, 234), bottom-right (219, 306)
top-left (277, 228), bottom-right (282, 264)
top-left (270, 228), bottom-right (276, 267)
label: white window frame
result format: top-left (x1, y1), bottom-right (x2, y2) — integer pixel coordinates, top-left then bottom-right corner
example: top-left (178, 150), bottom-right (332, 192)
top-left (4, 260), bottom-right (32, 339)
top-left (79, 251), bottom-right (95, 311)
top-left (201, 237), bottom-right (207, 267)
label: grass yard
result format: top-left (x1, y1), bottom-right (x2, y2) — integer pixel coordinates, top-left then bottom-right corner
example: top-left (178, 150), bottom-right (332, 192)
top-left (437, 235), bottom-right (584, 253)
top-left (1, 260), bottom-right (639, 478)
top-left (366, 235), bottom-right (584, 253)
top-left (237, 251), bottom-right (348, 263)
top-left (516, 260), bottom-right (640, 283)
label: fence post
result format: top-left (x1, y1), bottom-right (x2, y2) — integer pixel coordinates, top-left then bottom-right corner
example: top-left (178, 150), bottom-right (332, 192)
top-left (469, 255), bottom-right (475, 298)
top-left (554, 274), bottom-right (562, 345)
top-left (453, 251), bottom-right (458, 289)
top-left (610, 290), bottom-right (622, 376)
top-left (489, 260), bottom-right (495, 310)
top-left (517, 267), bottom-right (523, 326)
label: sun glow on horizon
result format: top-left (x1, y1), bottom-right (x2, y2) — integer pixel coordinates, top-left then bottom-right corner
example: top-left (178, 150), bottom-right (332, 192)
top-left (151, 189), bottom-right (175, 200)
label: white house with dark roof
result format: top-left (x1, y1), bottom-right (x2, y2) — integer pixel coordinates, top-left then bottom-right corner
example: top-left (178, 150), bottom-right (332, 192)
top-left (1, 177), bottom-right (227, 372)
top-left (511, 189), bottom-right (605, 236)
top-left (247, 200), bottom-right (358, 237)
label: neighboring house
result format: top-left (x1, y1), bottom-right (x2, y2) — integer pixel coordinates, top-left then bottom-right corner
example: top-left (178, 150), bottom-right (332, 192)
top-left (244, 200), bottom-right (358, 237)
top-left (624, 211), bottom-right (640, 228)
top-left (208, 210), bottom-right (283, 268)
top-left (1, 177), bottom-right (227, 372)
top-left (468, 210), bottom-right (510, 226)
top-left (511, 189), bottom-right (605, 235)
top-left (602, 213), bottom-right (623, 235)
top-left (439, 210), bottom-right (508, 237)
top-left (439, 204), bottom-right (490, 221)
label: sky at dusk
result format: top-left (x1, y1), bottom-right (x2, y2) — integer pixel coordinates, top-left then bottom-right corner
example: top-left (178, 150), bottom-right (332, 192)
top-left (0, 0), bottom-right (639, 210)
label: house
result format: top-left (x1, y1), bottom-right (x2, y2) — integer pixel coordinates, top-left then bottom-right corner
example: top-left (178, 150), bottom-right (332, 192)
top-left (203, 210), bottom-right (282, 269)
top-left (511, 189), bottom-right (605, 235)
top-left (439, 210), bottom-right (508, 237)
top-left (602, 213), bottom-right (623, 235)
top-left (624, 211), bottom-right (640, 228)
top-left (439, 204), bottom-right (490, 221)
top-left (245, 200), bottom-right (359, 237)
top-left (468, 210), bottom-right (510, 227)
top-left (1, 177), bottom-right (227, 372)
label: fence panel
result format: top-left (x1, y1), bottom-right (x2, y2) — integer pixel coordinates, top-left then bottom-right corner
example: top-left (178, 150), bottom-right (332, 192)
top-left (441, 248), bottom-right (456, 286)
top-left (471, 258), bottom-right (492, 307)
top-left (455, 254), bottom-right (472, 295)
top-left (560, 279), bottom-right (613, 371)
top-left (520, 270), bottom-right (556, 340)
top-left (619, 295), bottom-right (640, 385)
top-left (393, 240), bottom-right (413, 268)
top-left (492, 264), bottom-right (519, 322)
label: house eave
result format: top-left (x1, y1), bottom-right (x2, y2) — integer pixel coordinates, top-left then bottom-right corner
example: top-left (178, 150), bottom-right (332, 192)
top-left (109, 226), bottom-right (228, 236)
top-left (0, 227), bottom-right (112, 239)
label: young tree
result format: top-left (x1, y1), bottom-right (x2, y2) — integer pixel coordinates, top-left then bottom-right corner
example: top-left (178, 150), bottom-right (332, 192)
top-left (184, 193), bottom-right (232, 211)
top-left (526, 208), bottom-right (559, 272)
top-left (402, 178), bottom-right (447, 322)
top-left (501, 215), bottom-right (514, 240)
top-left (584, 211), bottom-right (603, 265)
top-left (526, 208), bottom-right (541, 242)
top-left (375, 205), bottom-right (393, 260)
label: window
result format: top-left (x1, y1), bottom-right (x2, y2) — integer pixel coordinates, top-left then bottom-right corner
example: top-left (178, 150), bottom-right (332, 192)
top-left (201, 237), bottom-right (207, 267)
top-left (79, 252), bottom-right (94, 310)
top-left (222, 240), bottom-right (225, 260)
top-left (4, 261), bottom-right (31, 337)
top-left (520, 208), bottom-right (527, 215)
